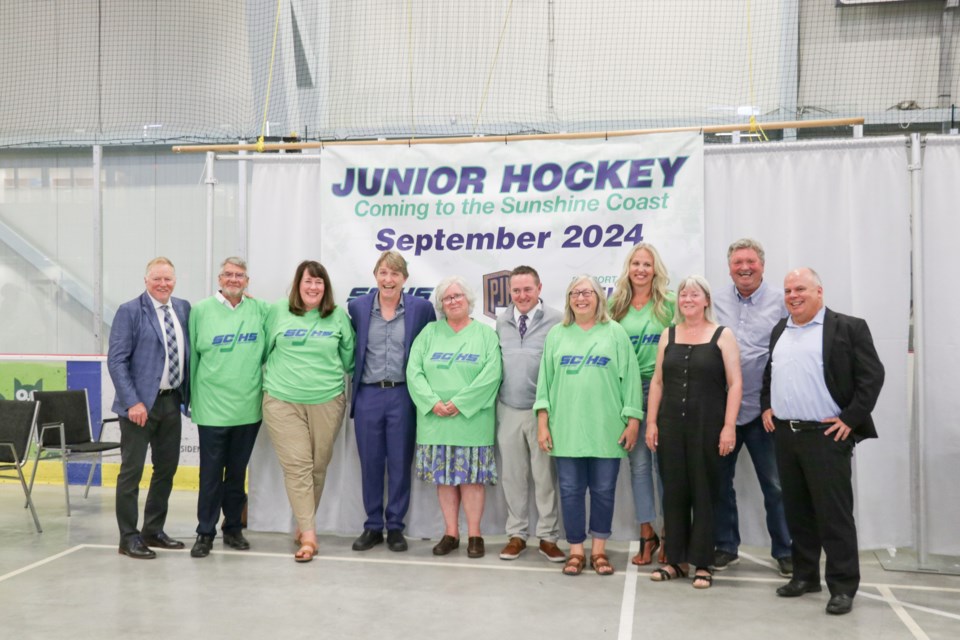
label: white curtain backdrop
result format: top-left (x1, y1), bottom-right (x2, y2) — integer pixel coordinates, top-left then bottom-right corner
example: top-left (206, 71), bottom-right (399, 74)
top-left (247, 138), bottom-right (913, 551)
top-left (705, 138), bottom-right (911, 551)
top-left (248, 161), bottom-right (325, 301)
top-left (918, 136), bottom-right (960, 555)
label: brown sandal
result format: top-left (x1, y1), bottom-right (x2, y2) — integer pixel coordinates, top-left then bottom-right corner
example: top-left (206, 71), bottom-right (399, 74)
top-left (563, 553), bottom-right (586, 576)
top-left (590, 553), bottom-right (615, 576)
top-left (294, 540), bottom-right (317, 563)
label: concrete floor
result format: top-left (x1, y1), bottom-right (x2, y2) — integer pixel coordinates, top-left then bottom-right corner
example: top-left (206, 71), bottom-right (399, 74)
top-left (2, 483), bottom-right (958, 640)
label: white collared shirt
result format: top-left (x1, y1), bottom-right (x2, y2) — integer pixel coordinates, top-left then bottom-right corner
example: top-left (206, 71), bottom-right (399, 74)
top-left (149, 294), bottom-right (186, 390)
top-left (216, 290), bottom-right (245, 310)
top-left (513, 301), bottom-right (542, 332)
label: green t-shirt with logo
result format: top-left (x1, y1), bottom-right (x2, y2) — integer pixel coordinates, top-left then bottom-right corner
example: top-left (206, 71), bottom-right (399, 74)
top-left (407, 319), bottom-right (502, 447)
top-left (611, 294), bottom-right (675, 382)
top-left (533, 320), bottom-right (643, 458)
top-left (263, 300), bottom-right (355, 404)
top-left (188, 296), bottom-right (268, 426)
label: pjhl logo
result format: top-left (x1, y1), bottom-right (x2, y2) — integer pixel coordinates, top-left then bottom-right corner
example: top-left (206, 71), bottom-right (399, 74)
top-left (482, 271), bottom-right (511, 320)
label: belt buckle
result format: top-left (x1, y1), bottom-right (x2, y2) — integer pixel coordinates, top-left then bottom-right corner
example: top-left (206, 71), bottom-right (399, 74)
top-left (380, 381), bottom-right (396, 388)
top-left (788, 420), bottom-right (802, 433)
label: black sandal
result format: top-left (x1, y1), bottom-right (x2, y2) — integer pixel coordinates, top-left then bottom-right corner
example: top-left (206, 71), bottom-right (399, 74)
top-left (631, 533), bottom-right (661, 566)
top-left (692, 568), bottom-right (713, 589)
top-left (650, 563), bottom-right (688, 582)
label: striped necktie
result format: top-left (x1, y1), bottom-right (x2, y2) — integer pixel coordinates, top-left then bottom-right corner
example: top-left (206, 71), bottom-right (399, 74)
top-left (161, 305), bottom-right (181, 388)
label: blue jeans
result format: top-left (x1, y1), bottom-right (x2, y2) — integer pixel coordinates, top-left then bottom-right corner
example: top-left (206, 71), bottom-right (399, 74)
top-left (555, 457), bottom-right (621, 545)
top-left (629, 380), bottom-right (663, 525)
top-left (714, 415), bottom-right (792, 559)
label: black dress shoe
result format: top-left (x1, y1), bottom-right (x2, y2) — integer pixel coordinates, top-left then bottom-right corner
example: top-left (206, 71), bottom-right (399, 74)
top-left (467, 536), bottom-right (485, 558)
top-left (386, 530), bottom-right (408, 552)
top-left (223, 531), bottom-right (250, 550)
top-left (776, 579), bottom-right (823, 597)
top-left (142, 532), bottom-right (186, 549)
top-left (118, 537), bottom-right (157, 559)
top-left (432, 535), bottom-right (460, 556)
top-left (826, 594), bottom-right (854, 615)
top-left (191, 535), bottom-right (214, 558)
top-left (352, 529), bottom-right (384, 551)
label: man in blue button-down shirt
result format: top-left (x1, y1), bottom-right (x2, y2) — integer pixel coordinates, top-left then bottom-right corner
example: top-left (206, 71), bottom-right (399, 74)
top-left (347, 251), bottom-right (436, 553)
top-left (712, 239), bottom-right (792, 576)
top-left (761, 267), bottom-right (884, 615)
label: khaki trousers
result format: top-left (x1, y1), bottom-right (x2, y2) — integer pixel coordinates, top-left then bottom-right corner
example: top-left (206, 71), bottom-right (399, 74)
top-left (496, 401), bottom-right (560, 542)
top-left (262, 391), bottom-right (346, 532)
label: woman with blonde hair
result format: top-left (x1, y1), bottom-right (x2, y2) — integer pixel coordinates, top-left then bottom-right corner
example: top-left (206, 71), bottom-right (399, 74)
top-left (609, 243), bottom-right (675, 565)
top-left (535, 275), bottom-right (643, 576)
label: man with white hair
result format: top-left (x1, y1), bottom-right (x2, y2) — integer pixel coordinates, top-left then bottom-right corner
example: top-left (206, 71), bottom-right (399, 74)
top-left (109, 257), bottom-right (191, 559)
top-left (187, 257), bottom-right (265, 557)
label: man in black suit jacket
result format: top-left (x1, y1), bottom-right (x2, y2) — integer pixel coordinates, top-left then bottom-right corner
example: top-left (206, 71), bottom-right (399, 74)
top-left (761, 268), bottom-right (884, 615)
top-left (108, 257), bottom-right (191, 559)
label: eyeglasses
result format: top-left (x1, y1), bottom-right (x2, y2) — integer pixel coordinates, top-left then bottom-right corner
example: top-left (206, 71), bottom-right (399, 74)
top-left (441, 293), bottom-right (466, 304)
top-left (569, 289), bottom-right (595, 299)
top-left (220, 271), bottom-right (248, 280)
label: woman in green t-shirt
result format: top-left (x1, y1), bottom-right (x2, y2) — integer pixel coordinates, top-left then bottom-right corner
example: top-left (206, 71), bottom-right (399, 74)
top-left (407, 276), bottom-right (502, 560)
top-left (609, 243), bottom-right (675, 566)
top-left (261, 260), bottom-right (355, 563)
top-left (534, 275), bottom-right (643, 576)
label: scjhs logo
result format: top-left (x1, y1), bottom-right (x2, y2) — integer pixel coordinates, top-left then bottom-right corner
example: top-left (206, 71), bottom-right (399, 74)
top-left (212, 333), bottom-right (258, 345)
top-left (560, 355), bottom-right (610, 367)
top-left (283, 329), bottom-right (333, 338)
top-left (430, 352), bottom-right (480, 363)
top-left (630, 334), bottom-right (661, 346)
top-left (347, 287), bottom-right (433, 302)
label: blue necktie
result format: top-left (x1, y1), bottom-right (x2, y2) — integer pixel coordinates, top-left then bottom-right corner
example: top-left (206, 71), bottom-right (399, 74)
top-left (161, 305), bottom-right (181, 388)
top-left (518, 314), bottom-right (528, 339)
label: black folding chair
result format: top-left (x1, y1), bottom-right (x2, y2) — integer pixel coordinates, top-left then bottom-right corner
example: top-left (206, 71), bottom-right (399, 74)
top-left (28, 389), bottom-right (120, 516)
top-left (0, 399), bottom-right (43, 532)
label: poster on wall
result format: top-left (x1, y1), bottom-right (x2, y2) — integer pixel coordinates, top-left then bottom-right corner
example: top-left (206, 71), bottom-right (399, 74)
top-left (317, 132), bottom-right (704, 314)
top-left (0, 358), bottom-right (105, 484)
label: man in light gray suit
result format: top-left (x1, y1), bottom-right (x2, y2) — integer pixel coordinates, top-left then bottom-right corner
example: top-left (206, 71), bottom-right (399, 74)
top-left (108, 257), bottom-right (191, 559)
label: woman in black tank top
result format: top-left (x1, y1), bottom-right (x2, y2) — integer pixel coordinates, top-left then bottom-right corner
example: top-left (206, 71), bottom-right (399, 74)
top-left (644, 275), bottom-right (743, 589)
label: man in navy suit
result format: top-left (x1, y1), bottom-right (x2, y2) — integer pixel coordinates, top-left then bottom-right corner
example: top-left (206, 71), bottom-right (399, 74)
top-left (108, 257), bottom-right (191, 559)
top-left (348, 251), bottom-right (435, 552)
top-left (761, 268), bottom-right (884, 615)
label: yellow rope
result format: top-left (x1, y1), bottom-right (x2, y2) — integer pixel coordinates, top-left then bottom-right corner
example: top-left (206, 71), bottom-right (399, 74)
top-left (745, 0), bottom-right (768, 141)
top-left (474, 0), bottom-right (516, 135)
top-left (258, 0), bottom-right (284, 153)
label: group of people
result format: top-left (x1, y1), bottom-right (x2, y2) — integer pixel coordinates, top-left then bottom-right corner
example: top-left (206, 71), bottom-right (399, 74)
top-left (106, 238), bottom-right (884, 616)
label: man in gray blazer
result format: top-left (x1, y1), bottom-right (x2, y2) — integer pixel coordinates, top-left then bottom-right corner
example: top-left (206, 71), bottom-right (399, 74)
top-left (108, 257), bottom-right (191, 559)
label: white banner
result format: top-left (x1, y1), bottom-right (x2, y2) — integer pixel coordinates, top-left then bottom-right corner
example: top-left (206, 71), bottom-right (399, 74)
top-left (247, 136), bottom-right (911, 547)
top-left (319, 133), bottom-right (704, 312)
